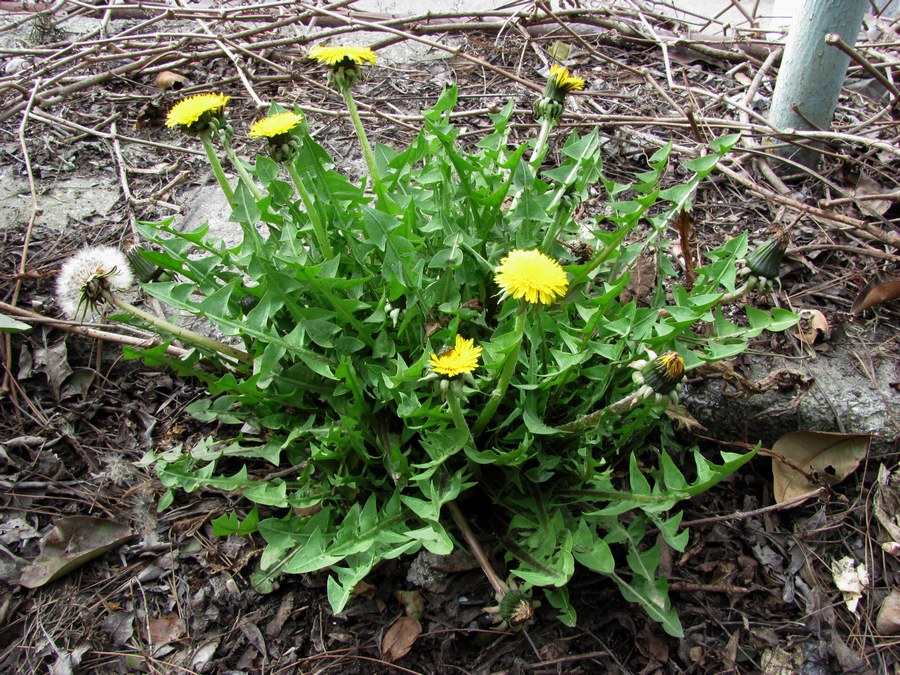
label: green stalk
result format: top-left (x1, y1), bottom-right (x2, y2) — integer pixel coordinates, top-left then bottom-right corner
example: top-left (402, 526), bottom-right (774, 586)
top-left (221, 139), bottom-right (264, 202)
top-left (446, 384), bottom-right (474, 446)
top-left (287, 162), bottom-right (334, 260)
top-left (569, 217), bottom-right (640, 288)
top-left (555, 392), bottom-right (639, 436)
top-left (101, 289), bottom-right (249, 364)
top-left (539, 203), bottom-right (570, 253)
top-left (341, 86), bottom-right (383, 193)
top-left (199, 131), bottom-right (234, 203)
top-left (473, 302), bottom-right (527, 436)
top-left (529, 116), bottom-right (555, 165)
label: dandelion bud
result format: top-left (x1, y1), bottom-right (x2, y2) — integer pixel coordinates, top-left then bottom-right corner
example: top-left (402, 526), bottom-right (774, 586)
top-left (534, 65), bottom-right (584, 123)
top-left (745, 234), bottom-right (789, 281)
top-left (639, 351), bottom-right (685, 396)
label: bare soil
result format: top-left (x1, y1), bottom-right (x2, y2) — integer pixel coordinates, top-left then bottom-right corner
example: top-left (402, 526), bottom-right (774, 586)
top-left (1, 2), bottom-right (898, 673)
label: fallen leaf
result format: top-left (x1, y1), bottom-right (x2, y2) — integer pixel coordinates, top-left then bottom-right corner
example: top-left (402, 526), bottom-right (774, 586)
top-left (155, 70), bottom-right (187, 90)
top-left (850, 173), bottom-right (893, 216)
top-left (32, 338), bottom-right (72, 400)
top-left (103, 611), bottom-right (135, 646)
top-left (148, 613), bottom-right (184, 649)
top-left (876, 589), bottom-right (900, 634)
top-left (19, 516), bottom-right (133, 588)
top-left (675, 208), bottom-right (695, 289)
top-left (381, 616), bottom-right (421, 663)
top-left (873, 464), bottom-right (900, 544)
top-left (795, 309), bottom-right (829, 345)
top-left (547, 41), bottom-right (571, 62)
top-left (769, 431), bottom-right (870, 504)
top-left (265, 591), bottom-right (294, 637)
top-left (830, 557), bottom-right (868, 613)
top-left (394, 589), bottom-right (425, 620)
top-left (851, 278), bottom-right (900, 315)
top-left (0, 313), bottom-right (30, 332)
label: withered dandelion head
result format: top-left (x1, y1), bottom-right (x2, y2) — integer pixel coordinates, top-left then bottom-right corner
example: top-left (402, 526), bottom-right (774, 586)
top-left (428, 335), bottom-right (482, 378)
top-left (56, 246), bottom-right (133, 321)
top-left (165, 93), bottom-right (229, 134)
top-left (494, 249), bottom-right (569, 306)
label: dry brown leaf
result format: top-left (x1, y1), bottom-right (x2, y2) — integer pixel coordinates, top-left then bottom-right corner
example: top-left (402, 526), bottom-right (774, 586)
top-left (795, 308), bottom-right (829, 345)
top-left (155, 70), bottom-right (187, 90)
top-left (874, 465), bottom-right (900, 555)
top-left (381, 616), bottom-right (421, 663)
top-left (620, 249), bottom-right (657, 306)
top-left (393, 589), bottom-right (425, 619)
top-left (851, 278), bottom-right (900, 315)
top-left (850, 173), bottom-right (893, 216)
top-left (675, 208), bottom-right (695, 289)
top-left (769, 431), bottom-right (870, 504)
top-left (664, 403), bottom-right (706, 432)
top-left (19, 517), bottom-right (133, 588)
top-left (148, 614), bottom-right (184, 648)
top-left (877, 589), bottom-right (900, 635)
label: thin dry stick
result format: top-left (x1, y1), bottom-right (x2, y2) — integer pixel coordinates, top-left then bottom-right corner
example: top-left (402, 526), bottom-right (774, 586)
top-left (718, 160), bottom-right (900, 248)
top-left (681, 487), bottom-right (828, 528)
top-left (0, 301), bottom-right (192, 358)
top-left (446, 500), bottom-right (509, 599)
top-left (298, 1), bottom-right (545, 94)
top-left (825, 33), bottom-right (900, 102)
top-left (2, 78), bottom-right (43, 397)
top-left (789, 243), bottom-right (900, 264)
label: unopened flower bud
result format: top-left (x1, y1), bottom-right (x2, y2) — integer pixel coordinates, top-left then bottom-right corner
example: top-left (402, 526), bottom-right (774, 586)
top-left (745, 233), bottom-right (789, 281)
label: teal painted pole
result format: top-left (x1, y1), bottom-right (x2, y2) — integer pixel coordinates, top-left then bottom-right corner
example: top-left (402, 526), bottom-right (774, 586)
top-left (767, 0), bottom-right (867, 168)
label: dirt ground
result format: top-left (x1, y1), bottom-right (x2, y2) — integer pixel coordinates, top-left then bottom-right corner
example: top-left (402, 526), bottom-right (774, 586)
top-left (1, 2), bottom-right (899, 673)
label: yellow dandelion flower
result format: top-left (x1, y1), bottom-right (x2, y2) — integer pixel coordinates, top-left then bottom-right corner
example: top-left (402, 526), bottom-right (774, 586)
top-left (249, 111), bottom-right (304, 138)
top-left (549, 64), bottom-right (585, 93)
top-left (309, 45), bottom-right (377, 67)
top-left (165, 93), bottom-right (230, 129)
top-left (429, 335), bottom-right (482, 378)
top-left (495, 249), bottom-right (569, 305)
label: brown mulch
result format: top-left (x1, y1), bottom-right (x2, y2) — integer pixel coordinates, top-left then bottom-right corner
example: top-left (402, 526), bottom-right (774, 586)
top-left (1, 2), bottom-right (898, 673)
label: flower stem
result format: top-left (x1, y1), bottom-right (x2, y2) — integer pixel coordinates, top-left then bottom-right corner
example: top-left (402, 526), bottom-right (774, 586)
top-left (341, 86), bottom-right (383, 194)
top-left (101, 289), bottom-right (250, 364)
top-left (446, 384), bottom-right (474, 446)
top-left (556, 392), bottom-right (639, 435)
top-left (718, 278), bottom-right (754, 304)
top-left (539, 202), bottom-right (570, 253)
top-left (221, 138), bottom-right (264, 202)
top-left (473, 302), bottom-right (527, 436)
top-left (287, 162), bottom-right (334, 260)
top-left (199, 131), bottom-right (234, 203)
top-left (529, 116), bottom-right (555, 165)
